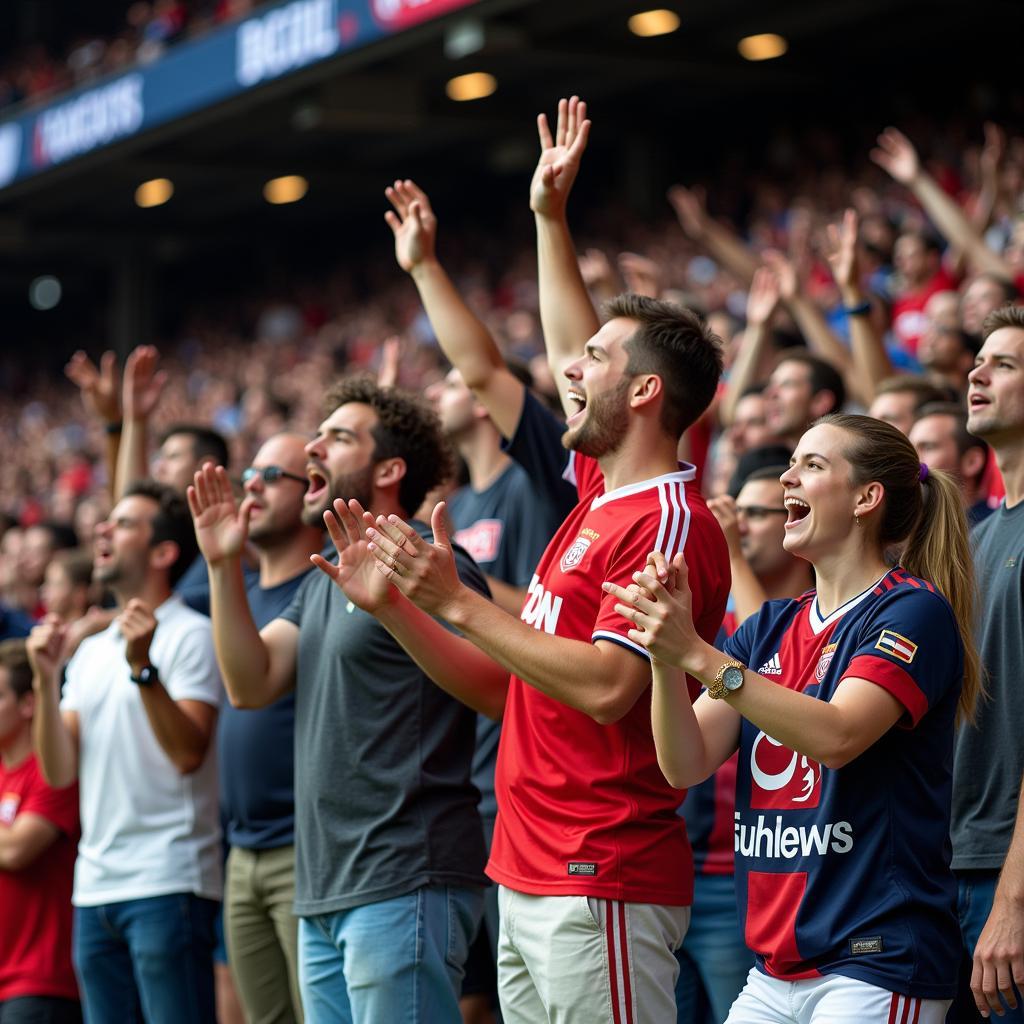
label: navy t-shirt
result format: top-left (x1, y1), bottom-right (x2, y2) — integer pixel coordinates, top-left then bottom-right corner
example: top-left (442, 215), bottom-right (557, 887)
top-left (218, 568), bottom-right (311, 850)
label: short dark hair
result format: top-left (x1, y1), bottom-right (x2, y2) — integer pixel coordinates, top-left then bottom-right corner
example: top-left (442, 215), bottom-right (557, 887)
top-left (873, 374), bottom-right (947, 407)
top-left (982, 303), bottom-right (1024, 340)
top-left (52, 547), bottom-right (94, 588)
top-left (158, 424), bottom-right (230, 470)
top-left (898, 228), bottom-right (942, 254)
top-left (972, 273), bottom-right (1019, 304)
top-left (604, 294), bottom-right (723, 437)
top-left (28, 521), bottom-right (79, 552)
top-left (774, 349), bottom-right (846, 413)
top-left (0, 639), bottom-right (32, 700)
top-left (122, 479), bottom-right (199, 586)
top-left (741, 465), bottom-right (789, 487)
top-left (323, 376), bottom-right (454, 517)
top-left (914, 401), bottom-right (989, 479)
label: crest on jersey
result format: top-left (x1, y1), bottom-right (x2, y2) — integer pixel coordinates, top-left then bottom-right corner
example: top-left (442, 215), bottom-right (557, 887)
top-left (874, 630), bottom-right (918, 665)
top-left (560, 536), bottom-right (592, 573)
top-left (815, 642), bottom-right (838, 682)
top-left (749, 731), bottom-right (821, 810)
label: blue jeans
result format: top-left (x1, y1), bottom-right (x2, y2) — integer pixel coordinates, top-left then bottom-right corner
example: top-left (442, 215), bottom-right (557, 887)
top-left (298, 885), bottom-right (483, 1024)
top-left (950, 872), bottom-right (1024, 1022)
top-left (73, 894), bottom-right (217, 1024)
top-left (675, 873), bottom-right (752, 1024)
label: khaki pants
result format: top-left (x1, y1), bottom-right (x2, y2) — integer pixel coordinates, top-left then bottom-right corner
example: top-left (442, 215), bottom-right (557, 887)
top-left (497, 886), bottom-right (689, 1024)
top-left (225, 845), bottom-right (304, 1024)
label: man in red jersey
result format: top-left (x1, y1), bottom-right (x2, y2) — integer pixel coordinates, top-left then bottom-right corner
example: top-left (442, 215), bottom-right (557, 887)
top-left (0, 639), bottom-right (80, 1023)
top-left (311, 96), bottom-right (730, 1024)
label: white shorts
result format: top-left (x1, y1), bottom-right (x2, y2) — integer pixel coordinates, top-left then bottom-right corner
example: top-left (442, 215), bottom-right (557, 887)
top-left (496, 885), bottom-right (690, 1023)
top-left (725, 966), bottom-right (952, 1023)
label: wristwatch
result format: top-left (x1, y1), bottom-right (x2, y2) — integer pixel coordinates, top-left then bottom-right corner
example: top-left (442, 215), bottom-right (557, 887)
top-left (706, 659), bottom-right (746, 700)
top-left (129, 665), bottom-right (159, 687)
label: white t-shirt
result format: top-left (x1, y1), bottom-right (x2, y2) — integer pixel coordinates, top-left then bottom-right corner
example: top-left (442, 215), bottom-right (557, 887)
top-left (62, 594), bottom-right (223, 906)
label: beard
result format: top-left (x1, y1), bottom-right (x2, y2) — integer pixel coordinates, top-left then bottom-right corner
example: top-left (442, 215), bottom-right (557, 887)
top-left (301, 462), bottom-right (376, 526)
top-left (562, 378), bottom-right (631, 459)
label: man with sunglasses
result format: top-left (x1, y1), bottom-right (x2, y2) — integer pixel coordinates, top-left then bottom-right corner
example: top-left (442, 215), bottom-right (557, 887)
top-left (215, 433), bottom-right (323, 1024)
top-left (676, 466), bottom-right (811, 1024)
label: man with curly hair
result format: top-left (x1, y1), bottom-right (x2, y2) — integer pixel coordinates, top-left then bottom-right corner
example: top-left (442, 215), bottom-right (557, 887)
top-left (188, 377), bottom-right (490, 1024)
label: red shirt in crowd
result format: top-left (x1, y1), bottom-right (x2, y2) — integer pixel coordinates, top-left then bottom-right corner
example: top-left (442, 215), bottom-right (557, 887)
top-left (487, 451), bottom-right (730, 906)
top-left (891, 267), bottom-right (959, 356)
top-left (0, 752), bottom-right (79, 1003)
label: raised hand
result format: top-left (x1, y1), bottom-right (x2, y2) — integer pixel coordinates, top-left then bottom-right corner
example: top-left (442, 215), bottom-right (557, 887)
top-left (384, 179), bottom-right (438, 273)
top-left (66, 350), bottom-right (121, 424)
top-left (745, 266), bottom-right (781, 327)
top-left (618, 252), bottom-right (662, 299)
top-left (119, 599), bottom-right (157, 675)
top-left (530, 95), bottom-right (591, 219)
top-left (667, 184), bottom-right (708, 240)
top-left (760, 249), bottom-right (798, 303)
top-left (122, 345), bottom-right (168, 422)
top-left (27, 615), bottom-right (69, 685)
top-left (602, 552), bottom-right (701, 670)
top-left (707, 495), bottom-right (742, 558)
top-left (825, 208), bottom-right (860, 296)
top-left (187, 464), bottom-right (252, 566)
top-left (377, 335), bottom-right (402, 388)
top-left (365, 502), bottom-right (464, 619)
top-left (311, 498), bottom-right (395, 614)
top-left (871, 127), bottom-right (922, 186)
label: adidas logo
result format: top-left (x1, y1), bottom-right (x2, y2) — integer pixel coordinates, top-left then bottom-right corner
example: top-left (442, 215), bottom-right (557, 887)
top-left (758, 653), bottom-right (783, 676)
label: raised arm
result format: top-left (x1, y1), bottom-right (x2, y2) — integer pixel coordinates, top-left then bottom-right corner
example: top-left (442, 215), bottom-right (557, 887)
top-left (720, 266), bottom-right (780, 426)
top-left (385, 179), bottom-right (526, 439)
top-left (532, 95), bottom-right (598, 417)
top-left (871, 127), bottom-right (1015, 281)
top-left (825, 209), bottom-right (892, 402)
top-left (65, 350), bottom-right (122, 501)
top-left (667, 184), bottom-right (759, 286)
top-left (188, 465), bottom-right (297, 709)
top-left (27, 617), bottom-right (80, 788)
top-left (115, 345), bottom-right (167, 498)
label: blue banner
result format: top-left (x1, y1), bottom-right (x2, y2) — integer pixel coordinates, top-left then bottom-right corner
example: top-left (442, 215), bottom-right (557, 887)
top-left (0, 0), bottom-right (479, 192)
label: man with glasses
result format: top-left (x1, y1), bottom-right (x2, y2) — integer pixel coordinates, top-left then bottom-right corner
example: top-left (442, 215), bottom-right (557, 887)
top-left (217, 434), bottom-right (323, 1024)
top-left (676, 466), bottom-right (812, 1024)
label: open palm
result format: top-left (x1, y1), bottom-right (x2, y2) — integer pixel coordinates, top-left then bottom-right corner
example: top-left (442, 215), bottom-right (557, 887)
top-left (529, 95), bottom-right (591, 218)
top-left (385, 179), bottom-right (437, 272)
top-left (187, 464), bottom-right (249, 565)
top-left (312, 499), bottom-right (394, 614)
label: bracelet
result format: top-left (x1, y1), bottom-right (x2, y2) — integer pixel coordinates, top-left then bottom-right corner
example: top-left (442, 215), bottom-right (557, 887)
top-left (843, 300), bottom-right (871, 317)
top-left (104, 421), bottom-right (123, 435)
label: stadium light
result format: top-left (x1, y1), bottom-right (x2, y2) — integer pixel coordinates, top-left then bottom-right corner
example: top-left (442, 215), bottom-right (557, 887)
top-left (445, 72), bottom-right (497, 102)
top-left (135, 178), bottom-right (174, 208)
top-left (628, 10), bottom-right (680, 37)
top-left (737, 33), bottom-right (788, 61)
top-left (29, 275), bottom-right (62, 310)
top-left (263, 175), bottom-right (309, 204)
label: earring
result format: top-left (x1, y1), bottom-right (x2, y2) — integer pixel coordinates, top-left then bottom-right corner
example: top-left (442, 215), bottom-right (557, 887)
top-left (854, 513), bottom-right (862, 526)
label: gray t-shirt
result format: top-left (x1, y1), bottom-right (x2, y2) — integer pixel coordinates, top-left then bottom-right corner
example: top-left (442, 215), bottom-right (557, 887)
top-left (279, 522), bottom-right (490, 915)
top-left (951, 499), bottom-right (1024, 871)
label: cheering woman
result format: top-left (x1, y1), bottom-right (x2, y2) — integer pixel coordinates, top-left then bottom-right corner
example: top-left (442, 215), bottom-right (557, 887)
top-left (605, 413), bottom-right (980, 1024)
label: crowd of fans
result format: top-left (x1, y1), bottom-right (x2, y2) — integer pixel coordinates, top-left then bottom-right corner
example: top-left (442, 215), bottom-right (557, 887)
top-left (0, 0), bottom-right (263, 111)
top-left (1, 92), bottom-right (1024, 1024)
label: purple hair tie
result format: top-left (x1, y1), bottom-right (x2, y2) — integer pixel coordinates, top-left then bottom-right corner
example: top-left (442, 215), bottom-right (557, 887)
top-left (919, 463), bottom-right (929, 483)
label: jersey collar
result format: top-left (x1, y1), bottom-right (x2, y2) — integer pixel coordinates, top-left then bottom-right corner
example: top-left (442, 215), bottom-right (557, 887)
top-left (808, 570), bottom-right (890, 634)
top-left (591, 463), bottom-right (696, 510)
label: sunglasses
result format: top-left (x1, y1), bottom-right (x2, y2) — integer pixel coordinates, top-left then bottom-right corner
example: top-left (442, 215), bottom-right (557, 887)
top-left (736, 505), bottom-right (788, 520)
top-left (241, 466), bottom-right (309, 488)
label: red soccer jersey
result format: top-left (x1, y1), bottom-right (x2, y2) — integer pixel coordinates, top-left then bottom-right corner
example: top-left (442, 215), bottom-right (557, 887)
top-left (487, 453), bottom-right (731, 905)
top-left (0, 752), bottom-right (79, 1001)
top-left (891, 267), bottom-right (959, 356)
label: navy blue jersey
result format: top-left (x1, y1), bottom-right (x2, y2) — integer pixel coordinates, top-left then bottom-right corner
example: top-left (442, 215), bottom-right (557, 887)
top-left (722, 568), bottom-right (962, 999)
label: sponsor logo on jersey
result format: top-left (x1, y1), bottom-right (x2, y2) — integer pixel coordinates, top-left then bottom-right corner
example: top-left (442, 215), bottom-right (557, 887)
top-left (521, 575), bottom-right (563, 635)
top-left (874, 629), bottom-right (918, 664)
top-left (815, 642), bottom-right (838, 682)
top-left (559, 535), bottom-right (592, 573)
top-left (735, 812), bottom-right (854, 859)
top-left (749, 731), bottom-right (821, 810)
top-left (0, 791), bottom-right (20, 825)
top-left (758, 652), bottom-right (782, 676)
top-left (454, 519), bottom-right (502, 565)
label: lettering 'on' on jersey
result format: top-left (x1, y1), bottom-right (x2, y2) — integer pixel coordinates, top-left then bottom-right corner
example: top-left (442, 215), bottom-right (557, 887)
top-left (722, 569), bottom-right (964, 1000)
top-left (487, 452), bottom-right (731, 906)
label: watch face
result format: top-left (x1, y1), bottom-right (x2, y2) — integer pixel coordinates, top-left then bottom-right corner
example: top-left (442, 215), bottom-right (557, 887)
top-left (723, 666), bottom-right (744, 691)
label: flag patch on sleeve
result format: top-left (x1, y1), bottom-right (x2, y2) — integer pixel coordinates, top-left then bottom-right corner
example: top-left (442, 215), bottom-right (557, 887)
top-left (874, 630), bottom-right (918, 664)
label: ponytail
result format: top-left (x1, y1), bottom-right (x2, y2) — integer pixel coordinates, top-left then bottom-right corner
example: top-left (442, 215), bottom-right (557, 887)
top-left (818, 413), bottom-right (982, 725)
top-left (901, 468), bottom-right (982, 725)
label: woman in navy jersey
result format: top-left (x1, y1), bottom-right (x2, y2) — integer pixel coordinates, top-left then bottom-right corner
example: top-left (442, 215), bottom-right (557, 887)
top-left (604, 413), bottom-right (980, 1024)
